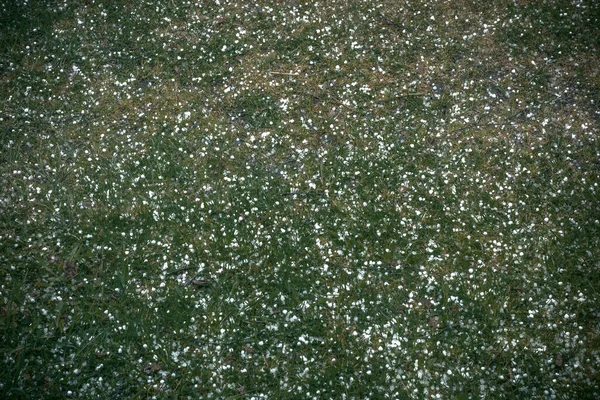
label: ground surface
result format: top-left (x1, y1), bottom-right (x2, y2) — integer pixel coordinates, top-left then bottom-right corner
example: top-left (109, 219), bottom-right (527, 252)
top-left (1, 0), bottom-right (599, 399)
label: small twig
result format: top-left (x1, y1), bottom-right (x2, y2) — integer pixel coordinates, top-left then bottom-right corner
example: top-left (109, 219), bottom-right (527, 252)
top-left (189, 278), bottom-right (213, 287)
top-left (399, 92), bottom-right (427, 96)
top-left (166, 266), bottom-right (197, 275)
top-left (269, 71), bottom-right (300, 76)
top-left (446, 110), bottom-right (525, 134)
top-left (329, 95), bottom-right (358, 112)
top-left (379, 13), bottom-right (404, 29)
top-left (380, 13), bottom-right (394, 25)
top-left (316, 88), bottom-right (358, 111)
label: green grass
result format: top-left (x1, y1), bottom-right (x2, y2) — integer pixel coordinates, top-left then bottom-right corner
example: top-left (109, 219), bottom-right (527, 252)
top-left (1, 0), bottom-right (600, 398)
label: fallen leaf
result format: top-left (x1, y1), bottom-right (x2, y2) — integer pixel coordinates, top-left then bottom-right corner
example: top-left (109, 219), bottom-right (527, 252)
top-left (428, 316), bottom-right (439, 329)
top-left (143, 363), bottom-right (162, 374)
top-left (555, 353), bottom-right (563, 367)
top-left (242, 344), bottom-right (255, 354)
top-left (63, 260), bottom-right (78, 279)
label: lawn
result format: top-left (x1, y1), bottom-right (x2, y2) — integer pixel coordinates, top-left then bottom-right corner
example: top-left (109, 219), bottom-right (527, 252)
top-left (1, 0), bottom-right (599, 398)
